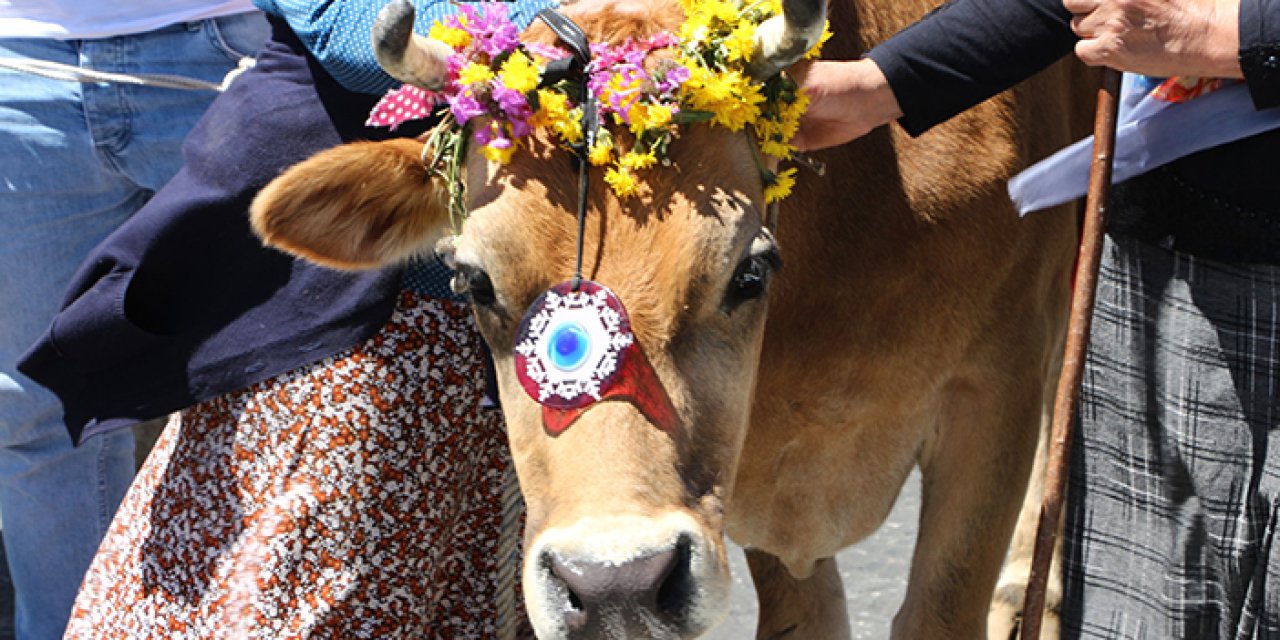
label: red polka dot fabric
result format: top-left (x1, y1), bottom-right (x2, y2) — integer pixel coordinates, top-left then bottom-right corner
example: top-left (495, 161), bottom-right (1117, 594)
top-left (367, 85), bottom-right (439, 130)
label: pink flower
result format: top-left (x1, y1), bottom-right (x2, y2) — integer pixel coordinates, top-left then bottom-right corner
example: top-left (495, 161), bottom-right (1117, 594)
top-left (491, 84), bottom-right (534, 136)
top-left (449, 4), bottom-right (520, 59)
top-left (656, 64), bottom-right (690, 94)
top-left (448, 91), bottom-right (486, 124)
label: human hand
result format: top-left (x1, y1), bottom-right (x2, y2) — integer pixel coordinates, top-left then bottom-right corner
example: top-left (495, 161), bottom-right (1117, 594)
top-left (1065, 0), bottom-right (1243, 78)
top-left (790, 59), bottom-right (904, 152)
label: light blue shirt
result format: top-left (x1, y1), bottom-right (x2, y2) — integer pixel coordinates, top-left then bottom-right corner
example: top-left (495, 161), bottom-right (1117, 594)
top-left (1009, 73), bottom-right (1280, 215)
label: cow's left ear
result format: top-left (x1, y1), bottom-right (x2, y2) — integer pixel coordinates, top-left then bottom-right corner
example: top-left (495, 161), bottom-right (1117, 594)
top-left (250, 138), bottom-right (451, 270)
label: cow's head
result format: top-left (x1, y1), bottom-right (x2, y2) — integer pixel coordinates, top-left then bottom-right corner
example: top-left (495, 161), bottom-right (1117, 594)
top-left (251, 1), bottom-right (825, 636)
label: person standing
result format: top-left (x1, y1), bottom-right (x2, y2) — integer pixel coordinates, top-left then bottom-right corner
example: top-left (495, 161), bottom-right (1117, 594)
top-left (0, 3), bottom-right (267, 637)
top-left (18, 0), bottom-right (552, 636)
top-left (793, 0), bottom-right (1279, 635)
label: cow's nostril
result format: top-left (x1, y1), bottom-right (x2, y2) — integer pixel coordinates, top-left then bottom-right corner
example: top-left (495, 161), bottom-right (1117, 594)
top-left (656, 535), bottom-right (694, 616)
top-left (545, 544), bottom-right (690, 635)
top-left (551, 547), bottom-right (678, 607)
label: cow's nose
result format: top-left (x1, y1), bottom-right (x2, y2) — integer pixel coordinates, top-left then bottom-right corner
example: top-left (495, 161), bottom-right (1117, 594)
top-left (545, 537), bottom-right (693, 635)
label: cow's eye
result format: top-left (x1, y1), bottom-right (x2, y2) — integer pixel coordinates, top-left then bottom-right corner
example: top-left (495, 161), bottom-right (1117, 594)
top-left (453, 264), bottom-right (497, 306)
top-left (724, 247), bottom-right (781, 311)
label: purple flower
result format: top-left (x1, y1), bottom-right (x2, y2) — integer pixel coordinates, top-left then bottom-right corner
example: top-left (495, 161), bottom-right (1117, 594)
top-left (657, 64), bottom-right (690, 93)
top-left (509, 116), bottom-right (532, 139)
top-left (647, 32), bottom-right (678, 49)
top-left (491, 84), bottom-right (532, 134)
top-left (448, 91), bottom-right (486, 124)
top-left (461, 4), bottom-right (520, 58)
top-left (492, 84), bottom-right (529, 117)
top-left (446, 52), bottom-right (468, 80)
top-left (525, 42), bottom-right (570, 61)
top-left (473, 121), bottom-right (511, 149)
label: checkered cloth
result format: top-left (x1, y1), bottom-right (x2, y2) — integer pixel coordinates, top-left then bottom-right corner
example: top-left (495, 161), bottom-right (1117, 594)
top-left (1062, 233), bottom-right (1280, 638)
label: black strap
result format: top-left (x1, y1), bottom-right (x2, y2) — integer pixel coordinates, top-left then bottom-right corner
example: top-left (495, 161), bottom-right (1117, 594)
top-left (536, 8), bottom-right (597, 291)
top-left (536, 8), bottom-right (592, 67)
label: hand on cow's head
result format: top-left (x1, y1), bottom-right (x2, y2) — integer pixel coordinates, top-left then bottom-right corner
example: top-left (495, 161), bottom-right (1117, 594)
top-left (249, 138), bottom-right (452, 270)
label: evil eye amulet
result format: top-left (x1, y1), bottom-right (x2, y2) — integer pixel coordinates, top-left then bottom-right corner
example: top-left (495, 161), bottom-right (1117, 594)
top-left (513, 280), bottom-right (635, 409)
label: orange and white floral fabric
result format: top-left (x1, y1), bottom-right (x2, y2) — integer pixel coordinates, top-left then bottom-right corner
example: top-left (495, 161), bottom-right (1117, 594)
top-left (65, 292), bottom-right (528, 639)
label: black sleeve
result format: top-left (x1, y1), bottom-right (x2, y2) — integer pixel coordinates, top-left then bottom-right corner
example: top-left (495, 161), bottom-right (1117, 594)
top-left (1239, 0), bottom-right (1280, 108)
top-left (865, 0), bottom-right (1077, 136)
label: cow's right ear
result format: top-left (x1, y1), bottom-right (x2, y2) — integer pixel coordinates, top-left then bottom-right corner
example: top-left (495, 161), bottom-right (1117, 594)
top-left (250, 138), bottom-right (451, 270)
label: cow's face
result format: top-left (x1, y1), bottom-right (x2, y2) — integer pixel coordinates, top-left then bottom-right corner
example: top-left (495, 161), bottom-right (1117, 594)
top-left (251, 1), bottom-right (824, 637)
top-left (456, 123), bottom-right (774, 637)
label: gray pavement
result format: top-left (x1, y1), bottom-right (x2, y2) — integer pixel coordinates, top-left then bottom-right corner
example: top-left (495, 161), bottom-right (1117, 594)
top-left (709, 471), bottom-right (920, 639)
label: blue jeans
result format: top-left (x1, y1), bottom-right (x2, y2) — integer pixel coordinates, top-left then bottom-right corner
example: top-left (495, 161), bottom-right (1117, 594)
top-left (0, 13), bottom-right (268, 639)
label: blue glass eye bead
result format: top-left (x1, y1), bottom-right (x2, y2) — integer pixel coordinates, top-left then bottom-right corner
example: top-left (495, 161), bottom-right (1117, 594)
top-left (548, 322), bottom-right (590, 371)
top-left (514, 279), bottom-right (636, 410)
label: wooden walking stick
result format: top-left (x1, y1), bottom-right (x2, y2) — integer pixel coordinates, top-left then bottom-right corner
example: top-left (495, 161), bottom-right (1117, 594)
top-left (1018, 66), bottom-right (1123, 640)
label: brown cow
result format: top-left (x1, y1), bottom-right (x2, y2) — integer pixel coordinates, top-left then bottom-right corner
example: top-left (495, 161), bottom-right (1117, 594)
top-left (250, 0), bottom-right (1093, 637)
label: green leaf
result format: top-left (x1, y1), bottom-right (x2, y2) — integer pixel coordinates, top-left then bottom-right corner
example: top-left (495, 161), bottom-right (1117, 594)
top-left (672, 110), bottom-right (715, 124)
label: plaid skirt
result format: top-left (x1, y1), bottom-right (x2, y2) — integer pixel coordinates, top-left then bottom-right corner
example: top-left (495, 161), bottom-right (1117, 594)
top-left (65, 292), bottom-right (528, 639)
top-left (1063, 234), bottom-right (1280, 639)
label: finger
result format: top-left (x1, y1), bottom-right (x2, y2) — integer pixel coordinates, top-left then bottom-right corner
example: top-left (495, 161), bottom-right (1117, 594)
top-left (1062, 0), bottom-right (1098, 15)
top-left (1074, 38), bottom-right (1109, 67)
top-left (1071, 5), bottom-right (1111, 38)
top-left (1070, 14), bottom-right (1091, 37)
top-left (792, 130), bottom-right (813, 152)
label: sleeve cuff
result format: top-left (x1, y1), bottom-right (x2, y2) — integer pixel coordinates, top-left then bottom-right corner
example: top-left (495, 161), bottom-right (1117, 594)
top-left (1239, 0), bottom-right (1280, 109)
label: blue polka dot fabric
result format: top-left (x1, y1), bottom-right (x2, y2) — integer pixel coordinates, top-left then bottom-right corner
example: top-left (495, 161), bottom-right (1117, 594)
top-left (250, 0), bottom-right (559, 301)
top-left (253, 0), bottom-right (559, 95)
top-left (403, 255), bottom-right (463, 301)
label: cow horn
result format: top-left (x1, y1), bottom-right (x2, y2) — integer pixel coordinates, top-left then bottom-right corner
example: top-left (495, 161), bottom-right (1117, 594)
top-left (746, 0), bottom-right (828, 80)
top-left (372, 0), bottom-right (453, 91)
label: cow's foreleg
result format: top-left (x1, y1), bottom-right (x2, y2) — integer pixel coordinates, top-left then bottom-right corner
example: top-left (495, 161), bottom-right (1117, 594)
top-left (987, 407), bottom-right (1062, 640)
top-left (745, 548), bottom-right (850, 640)
top-left (893, 381), bottom-right (1042, 639)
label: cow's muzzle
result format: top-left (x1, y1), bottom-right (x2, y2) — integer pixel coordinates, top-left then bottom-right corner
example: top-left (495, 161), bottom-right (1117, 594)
top-left (524, 513), bottom-right (729, 639)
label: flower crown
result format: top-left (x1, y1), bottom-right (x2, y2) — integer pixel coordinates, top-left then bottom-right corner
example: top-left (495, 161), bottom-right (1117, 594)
top-left (368, 0), bottom-right (831, 223)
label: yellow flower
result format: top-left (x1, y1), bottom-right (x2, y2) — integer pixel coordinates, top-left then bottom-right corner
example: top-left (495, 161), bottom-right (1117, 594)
top-left (678, 21), bottom-right (710, 47)
top-left (724, 23), bottom-right (756, 62)
top-left (604, 166), bottom-right (641, 198)
top-left (429, 23), bottom-right (471, 49)
top-left (603, 74), bottom-right (643, 118)
top-left (620, 150), bottom-right (658, 171)
top-left (685, 65), bottom-right (733, 105)
top-left (499, 49), bottom-right (540, 93)
top-left (682, 65), bottom-right (767, 131)
top-left (764, 167), bottom-right (797, 203)
top-left (556, 108), bottom-right (585, 145)
top-left (532, 89), bottom-right (569, 126)
top-left (644, 104), bottom-right (675, 129)
top-left (588, 133), bottom-right (614, 166)
top-left (532, 91), bottom-right (584, 145)
top-left (482, 141), bottom-right (517, 165)
top-left (702, 0), bottom-right (739, 24)
top-left (805, 23), bottom-right (834, 59)
top-left (716, 80), bottom-right (765, 130)
top-left (784, 90), bottom-right (811, 120)
top-left (680, 0), bottom-right (736, 40)
top-left (458, 62), bottom-right (494, 86)
top-left (627, 103), bottom-right (650, 135)
top-left (759, 108), bottom-right (801, 145)
top-left (759, 136), bottom-right (795, 159)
